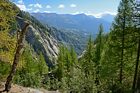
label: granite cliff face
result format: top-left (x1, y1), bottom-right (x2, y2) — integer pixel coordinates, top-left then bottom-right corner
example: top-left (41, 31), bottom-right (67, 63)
top-left (15, 11), bottom-right (88, 66)
top-left (18, 11), bottom-right (59, 66)
top-left (26, 25), bottom-right (59, 66)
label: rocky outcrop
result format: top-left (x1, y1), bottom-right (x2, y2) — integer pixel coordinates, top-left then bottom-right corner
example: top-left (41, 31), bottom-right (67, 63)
top-left (26, 25), bottom-right (59, 66)
top-left (17, 12), bottom-right (59, 66)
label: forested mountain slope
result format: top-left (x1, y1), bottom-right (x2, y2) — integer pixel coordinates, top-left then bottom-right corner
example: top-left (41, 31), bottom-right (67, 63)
top-left (1, 0), bottom-right (140, 93)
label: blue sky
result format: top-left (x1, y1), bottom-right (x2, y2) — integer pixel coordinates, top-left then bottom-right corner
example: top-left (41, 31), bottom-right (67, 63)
top-left (12, 0), bottom-right (121, 17)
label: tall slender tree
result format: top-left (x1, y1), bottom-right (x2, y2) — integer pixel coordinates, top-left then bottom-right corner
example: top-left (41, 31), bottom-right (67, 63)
top-left (4, 22), bottom-right (29, 92)
top-left (79, 36), bottom-right (95, 93)
top-left (132, 1), bottom-right (140, 92)
top-left (136, 70), bottom-right (140, 93)
top-left (94, 24), bottom-right (103, 93)
top-left (113, 0), bottom-right (133, 84)
top-left (56, 45), bottom-right (65, 82)
top-left (100, 0), bottom-right (133, 92)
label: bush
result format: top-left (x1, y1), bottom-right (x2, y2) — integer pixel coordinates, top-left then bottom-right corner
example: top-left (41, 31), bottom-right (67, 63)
top-left (13, 48), bottom-right (48, 88)
top-left (14, 69), bottom-right (42, 88)
top-left (0, 61), bottom-right (11, 80)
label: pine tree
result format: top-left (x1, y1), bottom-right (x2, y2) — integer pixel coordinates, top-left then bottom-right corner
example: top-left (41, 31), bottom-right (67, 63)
top-left (83, 36), bottom-right (94, 77)
top-left (79, 36), bottom-right (95, 93)
top-left (94, 24), bottom-right (104, 93)
top-left (136, 71), bottom-right (140, 93)
top-left (38, 52), bottom-right (48, 76)
top-left (70, 46), bottom-right (77, 76)
top-left (131, 1), bottom-right (140, 92)
top-left (100, 0), bottom-right (134, 92)
top-left (114, 0), bottom-right (132, 86)
top-left (56, 45), bottom-right (65, 82)
top-left (56, 45), bottom-right (78, 92)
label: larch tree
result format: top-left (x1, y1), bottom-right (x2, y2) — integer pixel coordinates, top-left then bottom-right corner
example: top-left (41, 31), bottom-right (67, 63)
top-left (0, 0), bottom-right (19, 62)
top-left (79, 36), bottom-right (95, 93)
top-left (131, 0), bottom-right (140, 92)
top-left (100, 0), bottom-right (134, 92)
top-left (94, 24), bottom-right (104, 93)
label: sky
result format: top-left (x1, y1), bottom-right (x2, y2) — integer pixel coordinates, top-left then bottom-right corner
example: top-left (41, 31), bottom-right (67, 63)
top-left (11, 0), bottom-right (121, 18)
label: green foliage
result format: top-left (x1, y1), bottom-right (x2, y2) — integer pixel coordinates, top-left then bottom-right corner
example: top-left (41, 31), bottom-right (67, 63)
top-left (93, 24), bottom-right (104, 92)
top-left (15, 70), bottom-right (42, 88)
top-left (38, 52), bottom-right (48, 75)
top-left (14, 47), bottom-right (48, 88)
top-left (0, 61), bottom-right (11, 81)
top-left (100, 0), bottom-right (136, 92)
top-left (0, 0), bottom-right (19, 63)
top-left (1, 0), bottom-right (140, 93)
top-left (54, 45), bottom-right (83, 92)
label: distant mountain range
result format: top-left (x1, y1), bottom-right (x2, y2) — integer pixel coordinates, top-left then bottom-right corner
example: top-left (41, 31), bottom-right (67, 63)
top-left (30, 13), bottom-right (115, 54)
top-left (31, 13), bottom-right (115, 35)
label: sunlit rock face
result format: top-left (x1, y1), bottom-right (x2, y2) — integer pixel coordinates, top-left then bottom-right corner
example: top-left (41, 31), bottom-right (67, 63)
top-left (17, 12), bottom-right (59, 66)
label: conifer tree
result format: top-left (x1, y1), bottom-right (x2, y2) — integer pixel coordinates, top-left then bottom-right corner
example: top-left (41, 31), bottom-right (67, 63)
top-left (70, 46), bottom-right (78, 76)
top-left (101, 0), bottom-right (134, 92)
top-left (136, 71), bottom-right (140, 93)
top-left (80, 36), bottom-right (95, 93)
top-left (83, 36), bottom-right (94, 77)
top-left (131, 0), bottom-right (140, 92)
top-left (56, 45), bottom-right (65, 82)
top-left (38, 52), bottom-right (48, 76)
top-left (94, 24), bottom-right (103, 93)
top-left (56, 45), bottom-right (77, 92)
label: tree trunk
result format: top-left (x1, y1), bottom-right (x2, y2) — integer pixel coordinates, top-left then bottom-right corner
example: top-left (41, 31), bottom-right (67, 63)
top-left (136, 71), bottom-right (140, 93)
top-left (3, 22), bottom-right (29, 92)
top-left (132, 38), bottom-right (140, 93)
top-left (119, 12), bottom-right (125, 93)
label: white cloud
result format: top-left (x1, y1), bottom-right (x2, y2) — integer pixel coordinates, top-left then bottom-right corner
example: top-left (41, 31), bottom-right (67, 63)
top-left (46, 5), bottom-right (51, 9)
top-left (71, 11), bottom-right (84, 15)
top-left (70, 4), bottom-right (77, 8)
top-left (29, 3), bottom-right (42, 8)
top-left (58, 4), bottom-right (65, 9)
top-left (17, 0), bottom-right (23, 4)
top-left (27, 8), bottom-right (32, 11)
top-left (90, 11), bottom-right (117, 18)
top-left (33, 9), bottom-right (40, 13)
top-left (29, 4), bottom-right (33, 7)
top-left (16, 0), bottom-right (27, 11)
top-left (34, 3), bottom-right (42, 8)
top-left (17, 4), bottom-right (26, 11)
top-left (44, 11), bottom-right (51, 13)
top-left (14, 0), bottom-right (34, 12)
top-left (71, 11), bottom-right (117, 18)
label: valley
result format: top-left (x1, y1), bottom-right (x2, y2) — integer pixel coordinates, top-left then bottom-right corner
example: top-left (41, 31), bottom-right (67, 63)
top-left (0, 0), bottom-right (140, 93)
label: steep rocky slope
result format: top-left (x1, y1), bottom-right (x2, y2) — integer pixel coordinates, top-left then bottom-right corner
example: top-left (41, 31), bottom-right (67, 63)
top-left (17, 11), bottom-right (59, 66)
top-left (21, 12), bottom-right (87, 55)
top-left (47, 27), bottom-right (87, 54)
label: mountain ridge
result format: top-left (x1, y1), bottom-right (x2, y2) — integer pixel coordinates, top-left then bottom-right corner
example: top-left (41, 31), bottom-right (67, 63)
top-left (31, 12), bottom-right (114, 34)
top-left (30, 12), bottom-right (115, 54)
